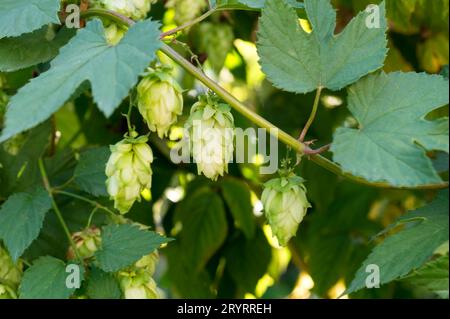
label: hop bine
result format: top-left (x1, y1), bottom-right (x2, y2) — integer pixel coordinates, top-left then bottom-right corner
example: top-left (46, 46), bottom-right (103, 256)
top-left (105, 132), bottom-right (154, 214)
top-left (185, 94), bottom-right (234, 181)
top-left (262, 175), bottom-right (311, 246)
top-left (137, 68), bottom-right (184, 138)
top-left (93, 0), bottom-right (156, 20)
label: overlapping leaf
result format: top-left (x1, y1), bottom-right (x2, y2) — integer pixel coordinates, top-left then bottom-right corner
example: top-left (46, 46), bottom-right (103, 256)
top-left (0, 187), bottom-right (52, 262)
top-left (331, 72), bottom-right (449, 187)
top-left (0, 19), bottom-right (161, 143)
top-left (95, 224), bottom-right (170, 272)
top-left (19, 256), bottom-right (83, 299)
top-left (404, 254), bottom-right (449, 299)
top-left (347, 190), bottom-right (449, 294)
top-left (0, 0), bottom-right (60, 39)
top-left (257, 0), bottom-right (387, 93)
top-left (0, 27), bottom-right (74, 72)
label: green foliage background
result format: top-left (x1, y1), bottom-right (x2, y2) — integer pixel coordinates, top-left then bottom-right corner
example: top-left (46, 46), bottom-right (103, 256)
top-left (0, 0), bottom-right (448, 299)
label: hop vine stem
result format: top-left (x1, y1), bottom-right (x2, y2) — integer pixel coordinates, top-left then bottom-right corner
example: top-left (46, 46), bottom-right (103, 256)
top-left (38, 158), bottom-right (83, 263)
top-left (82, 9), bottom-right (449, 191)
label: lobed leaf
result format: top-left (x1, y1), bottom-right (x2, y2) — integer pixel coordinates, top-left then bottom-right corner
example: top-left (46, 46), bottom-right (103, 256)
top-left (257, 0), bottom-right (387, 93)
top-left (331, 72), bottom-right (449, 187)
top-left (0, 19), bottom-right (161, 143)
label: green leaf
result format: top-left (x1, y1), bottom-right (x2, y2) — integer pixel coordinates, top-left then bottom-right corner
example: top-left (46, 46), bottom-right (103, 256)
top-left (346, 190), bottom-right (449, 295)
top-left (0, 19), bottom-right (161, 143)
top-left (210, 0), bottom-right (303, 10)
top-left (19, 256), bottom-right (83, 299)
top-left (220, 178), bottom-right (255, 239)
top-left (0, 122), bottom-right (51, 197)
top-left (404, 254), bottom-right (449, 299)
top-left (74, 147), bottom-right (110, 197)
top-left (86, 267), bottom-right (121, 299)
top-left (0, 26), bottom-right (74, 72)
top-left (95, 224), bottom-right (170, 272)
top-left (0, 0), bottom-right (60, 39)
top-left (225, 229), bottom-right (271, 293)
top-left (331, 72), bottom-right (449, 187)
top-left (175, 189), bottom-right (228, 271)
top-left (0, 187), bottom-right (52, 262)
top-left (257, 0), bottom-right (387, 93)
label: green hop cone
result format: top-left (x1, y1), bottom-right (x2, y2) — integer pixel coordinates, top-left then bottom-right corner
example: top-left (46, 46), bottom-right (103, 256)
top-left (0, 245), bottom-right (22, 289)
top-left (93, 0), bottom-right (156, 20)
top-left (262, 175), bottom-right (311, 246)
top-left (185, 94), bottom-right (234, 181)
top-left (106, 133), bottom-right (154, 214)
top-left (196, 22), bottom-right (234, 73)
top-left (67, 227), bottom-right (102, 260)
top-left (137, 68), bottom-right (184, 138)
top-left (104, 23), bottom-right (127, 45)
top-left (118, 269), bottom-right (160, 299)
top-left (166, 0), bottom-right (207, 26)
top-left (134, 251), bottom-right (159, 276)
top-left (0, 284), bottom-right (16, 299)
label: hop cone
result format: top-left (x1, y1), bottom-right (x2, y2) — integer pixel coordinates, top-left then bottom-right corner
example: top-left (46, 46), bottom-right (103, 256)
top-left (93, 0), bottom-right (156, 20)
top-left (0, 284), bottom-right (16, 299)
top-left (137, 68), bottom-right (184, 138)
top-left (106, 133), bottom-right (153, 214)
top-left (0, 245), bottom-right (22, 289)
top-left (104, 23), bottom-right (127, 45)
top-left (262, 175), bottom-right (311, 246)
top-left (185, 95), bottom-right (234, 181)
top-left (67, 227), bottom-right (102, 260)
top-left (166, 0), bottom-right (207, 26)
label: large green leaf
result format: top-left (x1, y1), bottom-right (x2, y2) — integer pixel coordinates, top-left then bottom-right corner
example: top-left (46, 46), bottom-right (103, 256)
top-left (174, 189), bottom-right (228, 271)
top-left (220, 178), bottom-right (255, 239)
top-left (86, 267), bottom-right (121, 299)
top-left (0, 19), bottom-right (161, 143)
top-left (0, 26), bottom-right (74, 72)
top-left (346, 190), bottom-right (449, 295)
top-left (0, 0), bottom-right (60, 39)
top-left (0, 187), bottom-right (52, 262)
top-left (95, 224), bottom-right (170, 272)
top-left (74, 147), bottom-right (110, 197)
top-left (331, 72), bottom-right (449, 187)
top-left (404, 254), bottom-right (449, 299)
top-left (19, 256), bottom-right (83, 299)
top-left (257, 0), bottom-right (387, 94)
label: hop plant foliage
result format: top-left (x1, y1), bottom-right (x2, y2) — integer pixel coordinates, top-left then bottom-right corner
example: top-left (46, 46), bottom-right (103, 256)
top-left (262, 175), bottom-right (311, 246)
top-left (137, 67), bottom-right (184, 138)
top-left (105, 133), bottom-right (154, 214)
top-left (0, 0), bottom-right (448, 301)
top-left (185, 94), bottom-right (235, 181)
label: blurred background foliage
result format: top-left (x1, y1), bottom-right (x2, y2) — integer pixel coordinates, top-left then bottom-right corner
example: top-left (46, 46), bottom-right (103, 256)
top-left (0, 0), bottom-right (448, 299)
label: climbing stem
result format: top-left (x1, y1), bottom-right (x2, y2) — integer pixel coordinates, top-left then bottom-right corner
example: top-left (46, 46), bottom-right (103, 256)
top-left (160, 9), bottom-right (216, 38)
top-left (53, 190), bottom-right (117, 217)
top-left (299, 86), bottom-right (323, 142)
top-left (38, 158), bottom-right (82, 262)
top-left (82, 8), bottom-right (450, 191)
